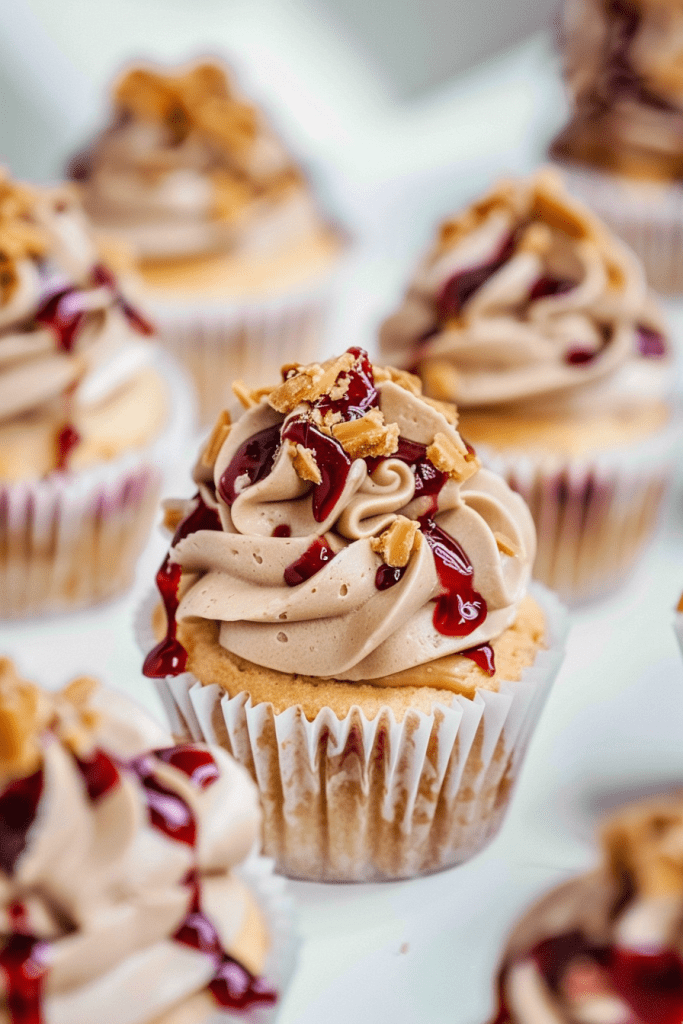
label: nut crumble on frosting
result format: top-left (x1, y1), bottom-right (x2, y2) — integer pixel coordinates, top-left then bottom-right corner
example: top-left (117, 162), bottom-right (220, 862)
top-left (144, 346), bottom-right (538, 685)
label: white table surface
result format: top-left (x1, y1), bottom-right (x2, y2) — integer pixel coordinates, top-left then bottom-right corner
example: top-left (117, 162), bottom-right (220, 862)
top-left (3, 31), bottom-right (683, 1024)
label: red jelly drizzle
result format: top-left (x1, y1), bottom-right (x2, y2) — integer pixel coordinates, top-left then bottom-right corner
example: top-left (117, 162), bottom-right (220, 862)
top-left (608, 947), bottom-right (683, 1024)
top-left (419, 516), bottom-right (487, 637)
top-left (565, 347), bottom-right (597, 365)
top-left (282, 420), bottom-right (351, 523)
top-left (74, 749), bottom-right (120, 801)
top-left (217, 424), bottom-right (282, 506)
top-left (436, 234), bottom-right (515, 320)
top-left (90, 263), bottom-right (154, 336)
top-left (154, 746), bottom-right (220, 790)
top-left (55, 424), bottom-right (81, 471)
top-left (129, 754), bottom-right (197, 846)
top-left (461, 643), bottom-right (495, 676)
top-left (315, 346), bottom-right (379, 419)
top-left (143, 497), bottom-right (222, 679)
top-left (272, 524), bottom-right (291, 537)
top-left (35, 287), bottom-right (87, 352)
top-left (368, 436), bottom-right (447, 500)
top-left (0, 770), bottom-right (44, 875)
top-left (174, 878), bottom-right (277, 1011)
top-left (375, 563), bottom-right (407, 590)
top-left (637, 324), bottom-right (667, 358)
top-left (529, 277), bottom-right (574, 301)
top-left (0, 927), bottom-right (49, 1024)
top-left (284, 537), bottom-right (336, 586)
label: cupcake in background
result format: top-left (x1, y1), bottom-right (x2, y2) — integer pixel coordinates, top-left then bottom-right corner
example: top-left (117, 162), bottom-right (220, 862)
top-left (0, 170), bottom-right (193, 618)
top-left (69, 60), bottom-right (345, 425)
top-left (0, 656), bottom-right (293, 1024)
top-left (550, 0), bottom-right (683, 293)
top-left (490, 791), bottom-right (683, 1024)
top-left (137, 347), bottom-right (567, 882)
top-left (380, 169), bottom-right (681, 602)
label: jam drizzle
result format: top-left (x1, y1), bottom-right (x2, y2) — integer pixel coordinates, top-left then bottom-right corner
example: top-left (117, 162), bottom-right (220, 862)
top-left (461, 643), bottom-right (496, 676)
top-left (281, 419), bottom-right (351, 523)
top-left (529, 276), bottom-right (574, 301)
top-left (637, 324), bottom-right (667, 358)
top-left (0, 770), bottom-right (44, 875)
top-left (55, 424), bottom-right (81, 472)
top-left (0, 908), bottom-right (49, 1024)
top-left (143, 496), bottom-right (221, 679)
top-left (74, 749), bottom-right (120, 802)
top-left (284, 537), bottom-right (336, 586)
top-left (375, 563), bottom-right (407, 590)
top-left (153, 746), bottom-right (220, 790)
top-left (129, 754), bottom-right (198, 846)
top-left (419, 515), bottom-right (487, 637)
top-left (272, 524), bottom-right (291, 538)
top-left (436, 234), bottom-right (515, 320)
top-left (217, 424), bottom-right (282, 507)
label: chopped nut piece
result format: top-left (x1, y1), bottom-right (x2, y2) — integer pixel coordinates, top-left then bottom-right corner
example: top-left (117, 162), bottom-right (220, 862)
top-left (371, 516), bottom-right (420, 568)
top-left (201, 410), bottom-right (232, 468)
top-left (421, 395), bottom-right (459, 425)
top-left (162, 498), bottom-right (189, 535)
top-left (290, 442), bottom-right (322, 484)
top-left (532, 180), bottom-right (590, 240)
top-left (494, 532), bottom-right (521, 558)
top-left (517, 222), bottom-right (553, 256)
top-left (373, 365), bottom-right (423, 395)
top-left (677, 592), bottom-right (683, 613)
top-left (311, 407), bottom-right (343, 435)
top-left (332, 409), bottom-right (400, 459)
top-left (268, 353), bottom-right (357, 414)
top-left (426, 431), bottom-right (480, 482)
top-left (232, 379), bottom-right (258, 408)
top-left (61, 676), bottom-right (98, 707)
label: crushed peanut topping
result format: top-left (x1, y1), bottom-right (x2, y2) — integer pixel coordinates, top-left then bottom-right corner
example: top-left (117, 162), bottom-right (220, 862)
top-left (0, 659), bottom-right (102, 785)
top-left (201, 410), bottom-right (232, 468)
top-left (162, 497), bottom-right (191, 535)
top-left (332, 409), bottom-right (400, 459)
top-left (517, 222), bottom-right (553, 256)
top-left (371, 516), bottom-right (421, 568)
top-left (268, 353), bottom-right (356, 414)
top-left (421, 395), bottom-right (459, 425)
top-left (290, 442), bottom-right (322, 484)
top-left (494, 532), bottom-right (521, 558)
top-left (677, 591), bottom-right (683, 613)
top-left (426, 431), bottom-right (480, 482)
top-left (232, 379), bottom-right (260, 409)
top-left (372, 364), bottom-right (423, 396)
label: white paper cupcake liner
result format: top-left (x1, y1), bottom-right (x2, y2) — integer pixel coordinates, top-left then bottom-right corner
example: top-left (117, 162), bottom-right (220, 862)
top-left (0, 351), bottom-right (195, 619)
top-left (144, 264), bottom-right (341, 428)
top-left (475, 413), bottom-right (683, 603)
top-left (136, 583), bottom-right (568, 883)
top-left (559, 165), bottom-right (683, 295)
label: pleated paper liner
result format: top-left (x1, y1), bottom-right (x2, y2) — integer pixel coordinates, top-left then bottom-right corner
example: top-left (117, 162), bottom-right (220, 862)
top-left (474, 413), bottom-right (683, 604)
top-left (136, 583), bottom-right (568, 883)
top-left (0, 352), bottom-right (194, 618)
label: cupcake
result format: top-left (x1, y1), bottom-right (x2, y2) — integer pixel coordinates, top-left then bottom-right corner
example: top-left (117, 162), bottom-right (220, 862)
top-left (0, 656), bottom-right (293, 1024)
top-left (137, 346), bottom-right (567, 882)
top-left (549, 0), bottom-right (683, 293)
top-left (69, 60), bottom-right (344, 425)
top-left (379, 169), bottom-right (680, 602)
top-left (490, 792), bottom-right (683, 1024)
top-left (0, 170), bottom-right (193, 618)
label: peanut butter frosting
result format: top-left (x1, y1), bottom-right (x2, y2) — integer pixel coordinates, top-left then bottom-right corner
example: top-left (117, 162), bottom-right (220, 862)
top-left (551, 0), bottom-right (683, 181)
top-left (380, 170), bottom-right (671, 419)
top-left (70, 61), bottom-right (323, 260)
top-left (0, 171), bottom-right (161, 477)
top-left (0, 658), bottom-right (276, 1024)
top-left (144, 347), bottom-right (536, 684)
top-left (492, 792), bottom-right (683, 1024)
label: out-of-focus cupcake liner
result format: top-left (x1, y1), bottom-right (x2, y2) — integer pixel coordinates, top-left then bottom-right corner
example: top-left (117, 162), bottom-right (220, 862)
top-left (144, 267), bottom-right (340, 428)
top-left (476, 413), bottom-right (683, 604)
top-left (559, 165), bottom-right (683, 295)
top-left (0, 352), bottom-right (194, 619)
top-left (674, 611), bottom-right (683, 658)
top-left (136, 584), bottom-right (568, 883)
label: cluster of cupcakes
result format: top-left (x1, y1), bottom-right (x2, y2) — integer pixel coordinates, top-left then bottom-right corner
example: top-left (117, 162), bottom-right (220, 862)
top-left (3, 8), bottom-right (683, 1020)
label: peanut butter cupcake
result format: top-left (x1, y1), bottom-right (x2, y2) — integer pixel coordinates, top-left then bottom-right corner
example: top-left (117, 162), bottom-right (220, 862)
top-left (550, 0), bottom-right (683, 293)
top-left (69, 60), bottom-right (344, 425)
top-left (490, 792), bottom-right (683, 1024)
top-left (0, 171), bottom-right (193, 617)
top-left (0, 657), bottom-right (294, 1024)
top-left (380, 169), bottom-right (681, 601)
top-left (137, 347), bottom-right (567, 882)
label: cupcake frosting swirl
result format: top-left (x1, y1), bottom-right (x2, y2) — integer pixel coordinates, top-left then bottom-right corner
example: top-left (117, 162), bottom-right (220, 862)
top-left (153, 348), bottom-right (536, 682)
top-left (70, 61), bottom-right (322, 259)
top-left (0, 658), bottom-right (275, 1024)
top-left (380, 170), bottom-right (670, 414)
top-left (0, 174), bottom-right (155, 456)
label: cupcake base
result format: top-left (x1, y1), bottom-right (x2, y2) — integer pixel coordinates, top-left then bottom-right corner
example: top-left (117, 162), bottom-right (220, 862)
top-left (137, 585), bottom-right (567, 883)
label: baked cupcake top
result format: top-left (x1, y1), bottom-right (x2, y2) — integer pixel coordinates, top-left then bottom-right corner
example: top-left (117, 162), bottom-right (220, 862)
top-left (492, 792), bottom-right (683, 1024)
top-left (550, 0), bottom-right (683, 180)
top-left (0, 172), bottom-right (160, 479)
top-left (379, 170), bottom-right (671, 417)
top-left (0, 657), bottom-right (276, 1024)
top-left (69, 60), bottom-right (324, 260)
top-left (143, 347), bottom-right (536, 683)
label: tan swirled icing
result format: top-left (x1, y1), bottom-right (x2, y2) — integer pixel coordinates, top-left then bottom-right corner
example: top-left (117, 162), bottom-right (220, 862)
top-left (551, 0), bottom-right (683, 180)
top-left (71, 61), bottom-right (323, 260)
top-left (162, 349), bottom-right (536, 682)
top-left (0, 658), bottom-right (270, 1024)
top-left (379, 170), bottom-right (671, 416)
top-left (0, 172), bottom-right (164, 478)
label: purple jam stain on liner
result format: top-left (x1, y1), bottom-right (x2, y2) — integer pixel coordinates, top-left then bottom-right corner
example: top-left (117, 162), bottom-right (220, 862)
top-left (143, 496), bottom-right (221, 679)
top-left (636, 324), bottom-right (667, 358)
top-left (284, 537), bottom-right (336, 586)
top-left (0, 771), bottom-right (44, 875)
top-left (460, 643), bottom-right (496, 676)
top-left (436, 233), bottom-right (515, 321)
